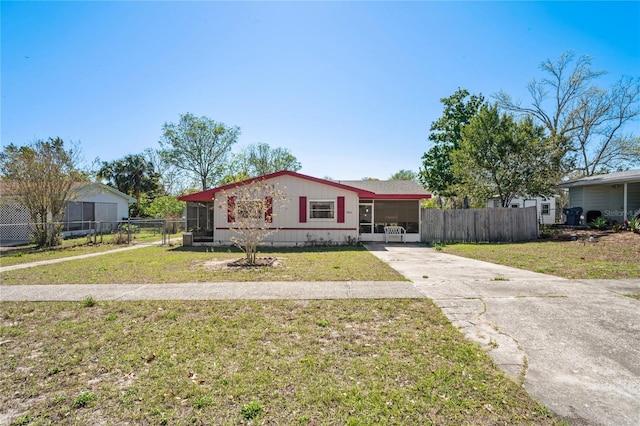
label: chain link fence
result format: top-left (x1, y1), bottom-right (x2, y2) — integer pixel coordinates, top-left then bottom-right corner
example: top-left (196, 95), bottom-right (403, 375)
top-left (0, 218), bottom-right (187, 247)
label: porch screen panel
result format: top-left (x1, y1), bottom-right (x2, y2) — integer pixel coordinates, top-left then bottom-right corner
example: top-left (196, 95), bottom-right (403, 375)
top-left (65, 202), bottom-right (83, 231)
top-left (82, 202), bottom-right (95, 230)
top-left (373, 201), bottom-right (419, 233)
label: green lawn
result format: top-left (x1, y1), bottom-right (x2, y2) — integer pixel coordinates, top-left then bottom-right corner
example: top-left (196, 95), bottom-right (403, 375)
top-left (1, 299), bottom-right (561, 425)
top-left (439, 238), bottom-right (640, 279)
top-left (0, 232), bottom-right (182, 268)
top-left (1, 245), bottom-right (407, 285)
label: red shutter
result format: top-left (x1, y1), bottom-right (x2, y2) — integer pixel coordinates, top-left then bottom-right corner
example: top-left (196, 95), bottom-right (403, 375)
top-left (337, 196), bottom-right (345, 223)
top-left (265, 196), bottom-right (273, 223)
top-left (299, 196), bottom-right (307, 223)
top-left (227, 196), bottom-right (235, 222)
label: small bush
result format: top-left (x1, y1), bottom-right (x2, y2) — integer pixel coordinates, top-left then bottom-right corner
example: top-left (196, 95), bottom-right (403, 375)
top-left (72, 392), bottom-right (96, 408)
top-left (589, 216), bottom-right (608, 230)
top-left (82, 296), bottom-right (96, 308)
top-left (10, 414), bottom-right (33, 426)
top-left (192, 395), bottom-right (213, 409)
top-left (241, 400), bottom-right (264, 420)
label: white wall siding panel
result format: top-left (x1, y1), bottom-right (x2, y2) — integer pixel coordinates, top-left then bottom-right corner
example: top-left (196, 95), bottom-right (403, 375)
top-left (213, 175), bottom-right (359, 245)
top-left (626, 183), bottom-right (640, 217)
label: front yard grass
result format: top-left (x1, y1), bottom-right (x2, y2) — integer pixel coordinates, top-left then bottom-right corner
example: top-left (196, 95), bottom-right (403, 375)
top-left (0, 299), bottom-right (560, 425)
top-left (440, 237), bottom-right (640, 279)
top-left (0, 246), bottom-right (407, 284)
top-left (0, 231), bottom-right (182, 268)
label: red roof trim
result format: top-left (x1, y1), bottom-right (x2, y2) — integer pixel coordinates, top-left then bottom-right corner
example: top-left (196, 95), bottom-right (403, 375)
top-left (178, 170), bottom-right (430, 202)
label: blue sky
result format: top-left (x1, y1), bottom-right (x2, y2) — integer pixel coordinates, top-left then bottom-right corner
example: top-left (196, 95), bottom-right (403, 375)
top-left (2, 1), bottom-right (639, 182)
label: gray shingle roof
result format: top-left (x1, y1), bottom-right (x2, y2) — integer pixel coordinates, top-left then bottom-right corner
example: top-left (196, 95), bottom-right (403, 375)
top-left (556, 169), bottom-right (640, 188)
top-left (337, 179), bottom-right (430, 196)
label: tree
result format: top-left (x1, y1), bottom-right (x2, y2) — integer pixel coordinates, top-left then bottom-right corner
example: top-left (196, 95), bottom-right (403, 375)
top-left (419, 89), bottom-right (485, 196)
top-left (0, 138), bottom-right (84, 246)
top-left (143, 148), bottom-right (190, 195)
top-left (138, 195), bottom-right (185, 219)
top-left (451, 104), bottom-right (555, 207)
top-left (389, 169), bottom-right (417, 181)
top-left (495, 51), bottom-right (640, 176)
top-left (97, 154), bottom-right (160, 216)
top-left (221, 143), bottom-right (301, 184)
top-left (159, 113), bottom-right (240, 190)
top-left (218, 179), bottom-right (287, 264)
top-left (239, 142), bottom-right (302, 177)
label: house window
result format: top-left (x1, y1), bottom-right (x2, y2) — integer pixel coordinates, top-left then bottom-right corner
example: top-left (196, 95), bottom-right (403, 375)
top-left (236, 200), bottom-right (264, 220)
top-left (541, 203), bottom-right (550, 215)
top-left (510, 203), bottom-right (519, 208)
top-left (309, 200), bottom-right (335, 219)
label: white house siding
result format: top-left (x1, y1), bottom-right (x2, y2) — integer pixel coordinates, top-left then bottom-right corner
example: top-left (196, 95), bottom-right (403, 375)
top-left (487, 196), bottom-right (558, 225)
top-left (213, 174), bottom-right (359, 245)
top-left (569, 189), bottom-right (584, 210)
top-left (568, 184), bottom-right (640, 223)
top-left (74, 186), bottom-right (130, 221)
top-left (626, 183), bottom-right (640, 218)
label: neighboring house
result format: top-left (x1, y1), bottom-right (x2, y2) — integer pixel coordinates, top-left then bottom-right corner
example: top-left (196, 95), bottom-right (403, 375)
top-left (0, 182), bottom-right (135, 244)
top-left (556, 169), bottom-right (640, 225)
top-left (486, 195), bottom-right (559, 225)
top-left (178, 171), bottom-right (431, 245)
top-left (58, 183), bottom-right (136, 237)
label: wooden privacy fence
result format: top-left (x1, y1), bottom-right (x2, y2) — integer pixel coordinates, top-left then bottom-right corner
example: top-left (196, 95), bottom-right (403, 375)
top-left (421, 206), bottom-right (539, 243)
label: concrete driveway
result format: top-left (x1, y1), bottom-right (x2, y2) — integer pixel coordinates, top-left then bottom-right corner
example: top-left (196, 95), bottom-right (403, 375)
top-left (365, 243), bottom-right (640, 426)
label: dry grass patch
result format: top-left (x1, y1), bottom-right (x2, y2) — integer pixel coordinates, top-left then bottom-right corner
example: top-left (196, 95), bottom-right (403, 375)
top-left (1, 299), bottom-right (560, 425)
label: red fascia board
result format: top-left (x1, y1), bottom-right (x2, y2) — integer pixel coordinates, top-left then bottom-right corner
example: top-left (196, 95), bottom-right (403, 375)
top-left (178, 189), bottom-right (216, 202)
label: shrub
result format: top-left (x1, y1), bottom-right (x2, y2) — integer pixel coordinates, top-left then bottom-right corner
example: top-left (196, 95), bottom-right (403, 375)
top-left (72, 392), bottom-right (96, 408)
top-left (241, 401), bottom-right (264, 420)
top-left (589, 216), bottom-right (608, 230)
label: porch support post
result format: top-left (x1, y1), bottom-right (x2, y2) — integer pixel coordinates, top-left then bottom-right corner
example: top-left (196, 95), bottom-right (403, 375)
top-left (623, 183), bottom-right (628, 221)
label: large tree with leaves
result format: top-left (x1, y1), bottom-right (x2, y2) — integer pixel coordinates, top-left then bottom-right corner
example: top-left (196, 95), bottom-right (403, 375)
top-left (97, 154), bottom-right (160, 216)
top-left (159, 113), bottom-right (240, 190)
top-left (495, 51), bottom-right (640, 176)
top-left (389, 169), bottom-right (417, 181)
top-left (0, 138), bottom-right (84, 246)
top-left (419, 89), bottom-right (485, 196)
top-left (221, 143), bottom-right (302, 184)
top-left (451, 104), bottom-right (556, 207)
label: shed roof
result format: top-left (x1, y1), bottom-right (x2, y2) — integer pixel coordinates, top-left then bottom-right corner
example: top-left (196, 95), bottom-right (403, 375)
top-left (556, 169), bottom-right (640, 188)
top-left (178, 171), bottom-right (431, 202)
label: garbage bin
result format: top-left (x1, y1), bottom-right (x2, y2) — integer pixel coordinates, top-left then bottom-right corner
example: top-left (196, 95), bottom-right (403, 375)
top-left (563, 207), bottom-right (583, 226)
top-left (182, 232), bottom-right (193, 246)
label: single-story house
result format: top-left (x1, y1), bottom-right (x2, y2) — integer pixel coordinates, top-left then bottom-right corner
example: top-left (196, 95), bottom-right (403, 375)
top-left (0, 182), bottom-right (135, 244)
top-left (178, 170), bottom-right (431, 245)
top-left (556, 169), bottom-right (640, 225)
top-left (486, 195), bottom-right (560, 225)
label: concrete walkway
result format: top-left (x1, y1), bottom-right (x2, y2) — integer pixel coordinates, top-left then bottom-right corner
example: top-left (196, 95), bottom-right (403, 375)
top-left (1, 243), bottom-right (639, 425)
top-left (365, 243), bottom-right (640, 426)
top-left (0, 241), bottom-right (160, 273)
